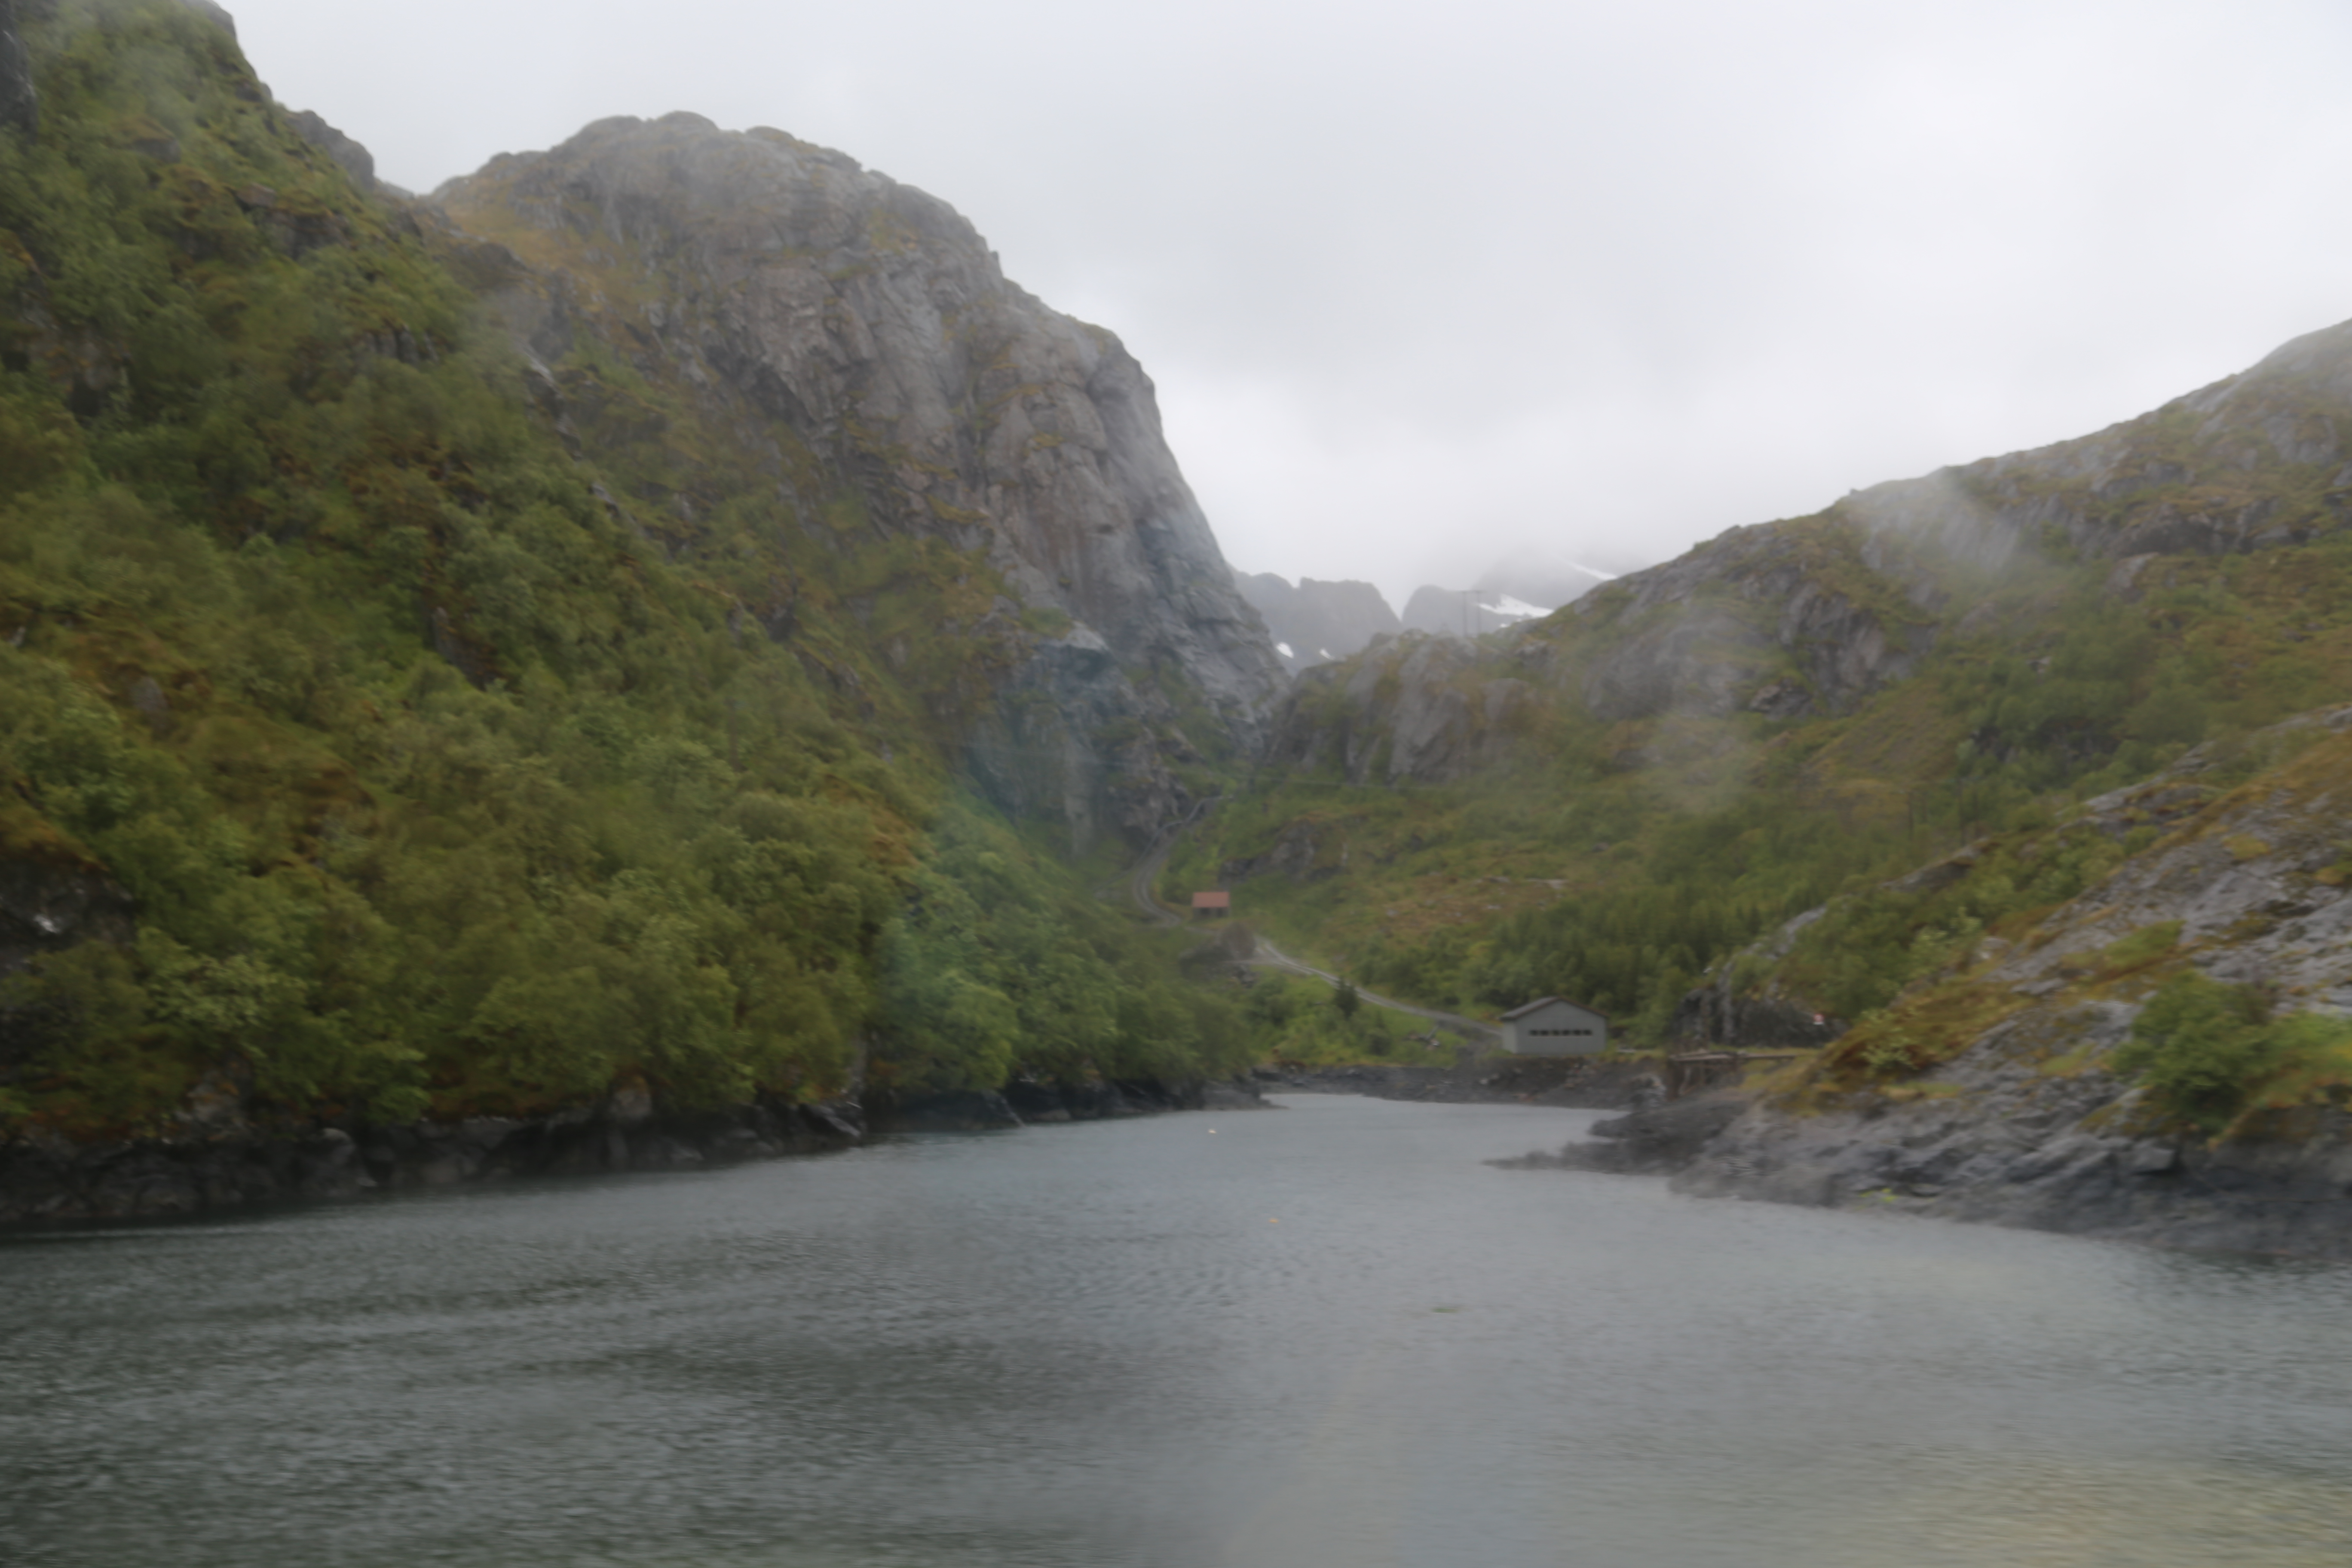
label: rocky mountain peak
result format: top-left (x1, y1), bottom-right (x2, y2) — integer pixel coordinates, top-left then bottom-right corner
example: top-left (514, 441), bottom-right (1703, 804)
top-left (285, 108), bottom-right (372, 193)
top-left (432, 113), bottom-right (1283, 845)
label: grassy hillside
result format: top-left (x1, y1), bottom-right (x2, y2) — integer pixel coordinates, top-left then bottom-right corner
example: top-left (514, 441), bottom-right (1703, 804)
top-left (1171, 380), bottom-right (2352, 1046)
top-left (1642, 708), bottom-right (2352, 1222)
top-left (0, 1), bottom-right (1248, 1140)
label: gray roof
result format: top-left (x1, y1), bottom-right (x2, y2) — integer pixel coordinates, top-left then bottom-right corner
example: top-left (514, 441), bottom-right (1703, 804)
top-left (1498, 995), bottom-right (1611, 1023)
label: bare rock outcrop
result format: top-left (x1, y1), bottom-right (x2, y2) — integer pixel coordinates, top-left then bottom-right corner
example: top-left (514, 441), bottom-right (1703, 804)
top-left (0, 855), bottom-right (133, 979)
top-left (0, 0), bottom-right (35, 138)
top-left (1646, 708), bottom-right (2352, 1256)
top-left (285, 108), bottom-right (373, 193)
top-left (431, 114), bottom-right (1282, 845)
top-left (1673, 1005), bottom-right (2352, 1259)
top-left (1257, 632), bottom-right (1535, 785)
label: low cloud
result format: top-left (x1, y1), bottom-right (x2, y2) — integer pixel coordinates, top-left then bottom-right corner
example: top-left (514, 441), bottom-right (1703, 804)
top-left (229, 0), bottom-right (2352, 609)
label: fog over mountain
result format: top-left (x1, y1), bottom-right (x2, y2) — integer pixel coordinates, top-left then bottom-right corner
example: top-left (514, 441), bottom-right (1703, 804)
top-left (212, 0), bottom-right (2352, 613)
top-left (19, 0), bottom-right (2352, 1268)
top-left (1233, 574), bottom-right (1400, 675)
top-left (1399, 588), bottom-right (1555, 640)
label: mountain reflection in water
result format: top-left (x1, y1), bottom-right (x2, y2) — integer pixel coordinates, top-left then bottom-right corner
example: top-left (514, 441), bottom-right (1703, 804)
top-left (6, 1095), bottom-right (2352, 1567)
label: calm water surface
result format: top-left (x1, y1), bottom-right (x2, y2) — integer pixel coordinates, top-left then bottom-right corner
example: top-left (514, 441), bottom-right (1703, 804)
top-left (6, 1095), bottom-right (2352, 1567)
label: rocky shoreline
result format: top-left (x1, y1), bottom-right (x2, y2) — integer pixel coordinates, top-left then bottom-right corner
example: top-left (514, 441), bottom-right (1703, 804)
top-left (868, 1074), bottom-right (1269, 1131)
top-left (6, 1057), bottom-right (1648, 1226)
top-left (1507, 1069), bottom-right (2352, 1259)
top-left (0, 1075), bottom-right (1270, 1225)
top-left (0, 1092), bottom-right (869, 1225)
top-left (1265, 1054), bottom-right (1654, 1107)
top-left (1671, 1093), bottom-right (2352, 1260)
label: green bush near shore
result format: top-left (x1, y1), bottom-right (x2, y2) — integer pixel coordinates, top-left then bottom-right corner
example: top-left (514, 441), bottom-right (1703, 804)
top-left (1234, 973), bottom-right (1456, 1067)
top-left (2112, 972), bottom-right (2352, 1136)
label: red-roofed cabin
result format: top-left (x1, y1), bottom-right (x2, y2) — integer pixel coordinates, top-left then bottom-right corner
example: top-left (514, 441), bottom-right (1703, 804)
top-left (1191, 891), bottom-right (1232, 919)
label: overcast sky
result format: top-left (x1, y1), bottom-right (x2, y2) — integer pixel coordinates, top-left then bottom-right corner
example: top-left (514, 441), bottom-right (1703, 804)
top-left (219, 0), bottom-right (2352, 611)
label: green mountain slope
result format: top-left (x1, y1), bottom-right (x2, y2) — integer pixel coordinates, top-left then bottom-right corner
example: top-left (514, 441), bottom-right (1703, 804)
top-left (1668, 709), bottom-right (2352, 1250)
top-left (1174, 316), bottom-right (2352, 1044)
top-left (0, 0), bottom-right (1257, 1153)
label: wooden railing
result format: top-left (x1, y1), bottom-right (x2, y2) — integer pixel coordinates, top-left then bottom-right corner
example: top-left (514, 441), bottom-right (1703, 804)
top-left (1663, 1050), bottom-right (1811, 1100)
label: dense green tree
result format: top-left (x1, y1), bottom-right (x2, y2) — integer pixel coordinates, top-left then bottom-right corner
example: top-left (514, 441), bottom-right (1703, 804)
top-left (0, 1), bottom-right (1246, 1136)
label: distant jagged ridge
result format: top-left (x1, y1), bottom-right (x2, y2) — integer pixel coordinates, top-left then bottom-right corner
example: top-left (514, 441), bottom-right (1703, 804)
top-left (1254, 317), bottom-right (2352, 789)
top-left (1232, 567), bottom-right (1607, 682)
top-left (1232, 572), bottom-right (1400, 675)
top-left (1398, 585), bottom-right (1554, 640)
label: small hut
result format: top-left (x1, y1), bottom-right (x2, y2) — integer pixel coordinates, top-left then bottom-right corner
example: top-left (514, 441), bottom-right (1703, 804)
top-left (1191, 891), bottom-right (1232, 920)
top-left (1498, 996), bottom-right (1609, 1055)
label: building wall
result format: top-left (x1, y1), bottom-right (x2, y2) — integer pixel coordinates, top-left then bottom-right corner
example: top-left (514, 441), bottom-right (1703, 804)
top-left (1504, 1001), bottom-right (1609, 1056)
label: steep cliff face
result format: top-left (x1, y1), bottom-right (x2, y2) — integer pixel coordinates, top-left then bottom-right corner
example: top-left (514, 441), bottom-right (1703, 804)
top-left (0, 1), bottom-right (37, 138)
top-left (429, 114), bottom-right (1283, 845)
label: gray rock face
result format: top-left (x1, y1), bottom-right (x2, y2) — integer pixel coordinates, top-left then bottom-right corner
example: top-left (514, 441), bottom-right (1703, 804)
top-left (962, 626), bottom-right (1202, 848)
top-left (1972, 714), bottom-right (2352, 1002)
top-left (1546, 1088), bottom-right (1750, 1175)
top-left (1669, 1015), bottom-right (2352, 1259)
top-left (1235, 572), bottom-right (1400, 674)
top-left (0, 857), bottom-right (133, 978)
top-left (174, 0), bottom-right (234, 38)
top-left (1399, 585), bottom-right (1556, 638)
top-left (286, 108), bottom-right (373, 193)
top-left (1568, 520), bottom-right (1939, 723)
top-left (1632, 705), bottom-right (2352, 1256)
top-left (0, 0), bottom-right (36, 138)
top-left (435, 114), bottom-right (1283, 846)
top-left (1257, 631), bottom-right (1536, 785)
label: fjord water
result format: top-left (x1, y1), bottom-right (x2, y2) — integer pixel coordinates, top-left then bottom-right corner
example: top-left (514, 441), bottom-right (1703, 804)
top-left (6, 1097), bottom-right (2352, 1568)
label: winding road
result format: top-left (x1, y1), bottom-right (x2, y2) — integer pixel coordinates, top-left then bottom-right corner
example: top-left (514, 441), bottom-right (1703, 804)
top-left (1115, 801), bottom-right (1500, 1042)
